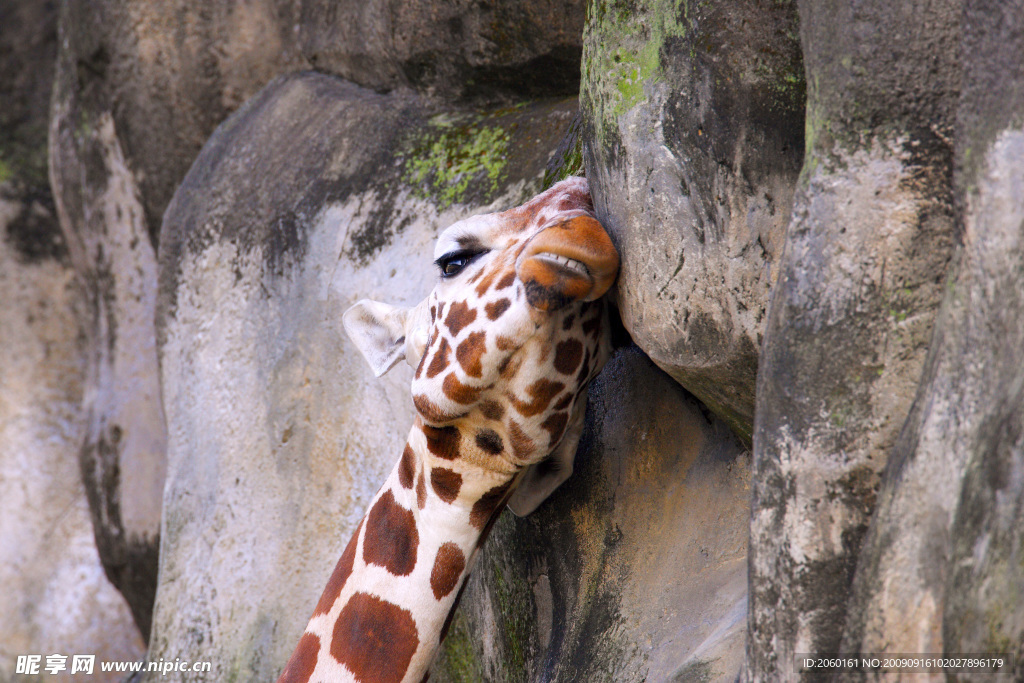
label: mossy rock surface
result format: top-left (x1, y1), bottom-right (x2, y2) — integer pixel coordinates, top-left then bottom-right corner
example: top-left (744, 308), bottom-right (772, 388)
top-left (581, 0), bottom-right (805, 444)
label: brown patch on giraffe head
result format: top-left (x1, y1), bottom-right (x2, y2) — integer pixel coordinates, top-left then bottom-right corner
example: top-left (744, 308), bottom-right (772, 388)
top-left (278, 631), bottom-right (320, 683)
top-left (416, 469), bottom-right (427, 509)
top-left (398, 444), bottom-right (416, 489)
top-left (444, 301), bottom-right (477, 336)
top-left (497, 352), bottom-right (522, 381)
top-left (541, 411), bottom-right (569, 446)
top-left (331, 592), bottom-right (419, 683)
top-left (479, 399), bottom-right (505, 421)
top-left (425, 337), bottom-right (451, 379)
top-left (509, 378), bottom-right (565, 417)
top-left (582, 313), bottom-right (603, 339)
top-left (554, 392), bottom-right (574, 411)
top-left (495, 270), bottom-right (516, 290)
top-left (414, 394), bottom-right (453, 425)
top-left (474, 268), bottom-right (499, 297)
top-left (443, 373), bottom-right (481, 405)
top-left (430, 467), bottom-right (463, 503)
top-left (455, 331), bottom-right (487, 378)
top-left (430, 542), bottom-right (466, 600)
top-left (422, 424), bottom-right (462, 460)
top-left (553, 339), bottom-right (583, 375)
top-left (485, 298), bottom-right (511, 321)
top-left (495, 335), bottom-right (516, 351)
top-left (470, 480), bottom-right (513, 529)
top-left (362, 490), bottom-right (418, 576)
top-left (508, 420), bottom-right (534, 460)
top-left (475, 428), bottom-right (504, 455)
top-left (314, 519), bottom-right (364, 617)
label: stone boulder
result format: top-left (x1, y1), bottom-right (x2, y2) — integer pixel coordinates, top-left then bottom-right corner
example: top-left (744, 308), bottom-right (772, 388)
top-left (433, 347), bottom-right (749, 683)
top-left (0, 0), bottom-right (144, 677)
top-left (150, 70), bottom-right (580, 681)
top-left (581, 0), bottom-right (805, 442)
top-left (842, 0), bottom-right (1024, 668)
top-left (748, 0), bottom-right (960, 674)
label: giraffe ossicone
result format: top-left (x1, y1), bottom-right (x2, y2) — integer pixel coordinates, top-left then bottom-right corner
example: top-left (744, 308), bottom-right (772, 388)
top-left (278, 177), bottom-right (619, 683)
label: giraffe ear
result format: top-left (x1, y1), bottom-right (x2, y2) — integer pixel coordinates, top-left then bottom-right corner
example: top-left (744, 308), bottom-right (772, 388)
top-left (508, 389), bottom-right (588, 516)
top-left (343, 300), bottom-right (411, 377)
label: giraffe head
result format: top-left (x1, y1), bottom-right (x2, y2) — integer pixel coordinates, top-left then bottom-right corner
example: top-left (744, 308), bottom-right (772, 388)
top-left (344, 177), bottom-right (618, 513)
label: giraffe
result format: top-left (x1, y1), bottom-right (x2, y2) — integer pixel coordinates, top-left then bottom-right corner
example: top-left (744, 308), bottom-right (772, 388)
top-left (277, 177), bottom-right (620, 683)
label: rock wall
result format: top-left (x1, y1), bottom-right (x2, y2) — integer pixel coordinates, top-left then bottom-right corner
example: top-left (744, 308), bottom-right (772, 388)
top-left (582, 0), bottom-right (805, 443)
top-left (0, 0), bottom-right (144, 679)
top-left (748, 0), bottom-right (960, 673)
top-left (844, 0), bottom-right (1024, 667)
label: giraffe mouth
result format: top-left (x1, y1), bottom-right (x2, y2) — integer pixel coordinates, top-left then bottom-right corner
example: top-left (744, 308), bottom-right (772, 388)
top-left (532, 252), bottom-right (590, 276)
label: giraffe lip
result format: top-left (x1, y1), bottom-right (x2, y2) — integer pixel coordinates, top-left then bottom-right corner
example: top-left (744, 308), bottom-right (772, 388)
top-left (532, 252), bottom-right (591, 277)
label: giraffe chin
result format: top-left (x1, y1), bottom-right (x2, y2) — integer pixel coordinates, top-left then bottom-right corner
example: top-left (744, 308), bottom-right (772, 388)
top-left (412, 392), bottom-right (468, 426)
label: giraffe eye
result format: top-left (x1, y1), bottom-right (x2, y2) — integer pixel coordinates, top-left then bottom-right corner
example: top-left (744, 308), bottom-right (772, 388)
top-left (435, 250), bottom-right (485, 278)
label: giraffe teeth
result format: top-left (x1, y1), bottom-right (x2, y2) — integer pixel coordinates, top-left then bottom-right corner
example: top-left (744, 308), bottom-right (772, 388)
top-left (536, 252), bottom-right (589, 276)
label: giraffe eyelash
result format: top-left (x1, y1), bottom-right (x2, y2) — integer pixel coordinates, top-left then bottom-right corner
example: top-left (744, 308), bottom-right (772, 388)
top-left (435, 249), bottom-right (488, 278)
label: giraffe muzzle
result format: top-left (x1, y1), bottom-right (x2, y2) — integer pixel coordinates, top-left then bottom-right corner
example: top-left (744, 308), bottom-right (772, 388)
top-left (517, 215), bottom-right (620, 311)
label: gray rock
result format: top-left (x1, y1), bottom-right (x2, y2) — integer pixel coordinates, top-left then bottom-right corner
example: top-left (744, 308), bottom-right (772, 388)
top-left (0, 220), bottom-right (145, 677)
top-left (0, 0), bottom-right (144, 675)
top-left (298, 0), bottom-right (586, 100)
top-left (941, 2), bottom-right (1024, 669)
top-left (580, 0), bottom-right (805, 442)
top-left (842, 0), bottom-right (1024, 671)
top-left (748, 0), bottom-right (959, 675)
top-left (150, 70), bottom-right (578, 681)
top-left (433, 347), bottom-right (750, 683)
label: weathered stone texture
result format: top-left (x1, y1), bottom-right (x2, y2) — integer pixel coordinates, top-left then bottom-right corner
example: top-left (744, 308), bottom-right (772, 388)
top-left (434, 347), bottom-right (750, 683)
top-left (581, 0), bottom-right (805, 442)
top-left (150, 71), bottom-right (579, 681)
top-left (841, 0), bottom-right (1024, 674)
top-left (0, 0), bottom-right (144, 677)
top-left (299, 0), bottom-right (586, 100)
top-left (0, 201), bottom-right (146, 683)
top-left (748, 0), bottom-right (960, 675)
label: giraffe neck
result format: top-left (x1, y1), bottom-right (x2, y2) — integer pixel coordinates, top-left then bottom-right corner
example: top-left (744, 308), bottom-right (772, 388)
top-left (278, 420), bottom-right (519, 683)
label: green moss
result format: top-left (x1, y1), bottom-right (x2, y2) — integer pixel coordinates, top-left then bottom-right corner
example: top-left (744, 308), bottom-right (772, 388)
top-left (0, 131), bottom-right (50, 190)
top-left (983, 600), bottom-right (1014, 656)
top-left (582, 0), bottom-right (691, 143)
top-left (432, 610), bottom-right (486, 683)
top-left (671, 659), bottom-right (715, 682)
top-left (490, 560), bottom-right (532, 682)
top-left (401, 114), bottom-right (511, 209)
top-left (542, 112), bottom-right (585, 189)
